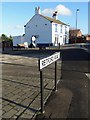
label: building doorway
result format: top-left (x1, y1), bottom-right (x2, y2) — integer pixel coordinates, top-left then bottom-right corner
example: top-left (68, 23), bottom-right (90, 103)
top-left (54, 35), bottom-right (59, 46)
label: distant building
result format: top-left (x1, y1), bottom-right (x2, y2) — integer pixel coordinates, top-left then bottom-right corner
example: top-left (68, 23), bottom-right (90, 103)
top-left (13, 35), bottom-right (25, 47)
top-left (13, 6), bottom-right (69, 47)
top-left (69, 29), bottom-right (82, 39)
top-left (86, 34), bottom-right (90, 41)
top-left (69, 29), bottom-right (87, 44)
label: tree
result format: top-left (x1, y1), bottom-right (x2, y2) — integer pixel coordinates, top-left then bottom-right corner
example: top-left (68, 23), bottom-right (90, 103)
top-left (8, 35), bottom-right (13, 42)
top-left (1, 34), bottom-right (8, 41)
top-left (1, 34), bottom-right (13, 42)
top-left (1, 34), bottom-right (13, 50)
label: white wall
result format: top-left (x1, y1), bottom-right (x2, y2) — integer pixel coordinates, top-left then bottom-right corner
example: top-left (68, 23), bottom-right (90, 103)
top-left (52, 23), bottom-right (69, 45)
top-left (52, 23), bottom-right (60, 45)
top-left (13, 36), bottom-right (24, 46)
top-left (66, 26), bottom-right (69, 44)
top-left (25, 14), bottom-right (52, 45)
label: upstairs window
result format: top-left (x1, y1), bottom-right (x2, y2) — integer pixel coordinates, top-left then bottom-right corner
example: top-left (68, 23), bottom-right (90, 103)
top-left (55, 24), bottom-right (58, 32)
top-left (60, 25), bottom-right (62, 33)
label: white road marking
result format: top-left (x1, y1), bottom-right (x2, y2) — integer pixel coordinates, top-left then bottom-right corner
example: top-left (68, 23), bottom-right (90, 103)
top-left (85, 73), bottom-right (90, 79)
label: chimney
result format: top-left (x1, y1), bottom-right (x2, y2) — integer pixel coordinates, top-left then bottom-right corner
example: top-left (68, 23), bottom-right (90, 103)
top-left (52, 11), bottom-right (58, 19)
top-left (35, 6), bottom-right (41, 14)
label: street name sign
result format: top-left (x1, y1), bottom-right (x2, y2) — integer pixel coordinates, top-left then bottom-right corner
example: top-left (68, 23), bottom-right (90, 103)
top-left (38, 52), bottom-right (61, 113)
top-left (39, 52), bottom-right (60, 70)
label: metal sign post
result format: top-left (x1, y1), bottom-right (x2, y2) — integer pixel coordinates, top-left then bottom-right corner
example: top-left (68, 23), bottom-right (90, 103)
top-left (55, 61), bottom-right (57, 91)
top-left (39, 52), bottom-right (60, 114)
top-left (40, 70), bottom-right (44, 114)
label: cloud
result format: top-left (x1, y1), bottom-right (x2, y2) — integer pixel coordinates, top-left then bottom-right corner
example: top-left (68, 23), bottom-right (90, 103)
top-left (6, 25), bottom-right (24, 36)
top-left (14, 25), bottom-right (23, 29)
top-left (55, 4), bottom-right (72, 16)
top-left (41, 8), bottom-right (53, 15)
top-left (7, 25), bottom-right (23, 30)
top-left (42, 4), bottom-right (72, 16)
top-left (7, 25), bottom-right (11, 28)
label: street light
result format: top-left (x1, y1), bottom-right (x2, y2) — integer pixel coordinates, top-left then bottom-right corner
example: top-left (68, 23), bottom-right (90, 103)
top-left (76, 8), bottom-right (79, 29)
top-left (75, 8), bottom-right (79, 43)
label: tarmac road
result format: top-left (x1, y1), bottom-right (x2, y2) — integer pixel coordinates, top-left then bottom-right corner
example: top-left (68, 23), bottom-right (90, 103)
top-left (61, 48), bottom-right (90, 119)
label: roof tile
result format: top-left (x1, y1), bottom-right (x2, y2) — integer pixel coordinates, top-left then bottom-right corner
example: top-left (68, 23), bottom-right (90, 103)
top-left (40, 15), bottom-right (67, 25)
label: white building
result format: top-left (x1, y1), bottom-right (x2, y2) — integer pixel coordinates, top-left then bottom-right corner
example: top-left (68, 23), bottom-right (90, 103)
top-left (13, 7), bottom-right (69, 47)
top-left (13, 35), bottom-right (25, 46)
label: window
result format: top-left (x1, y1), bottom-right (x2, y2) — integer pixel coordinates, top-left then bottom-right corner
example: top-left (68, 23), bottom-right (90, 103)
top-left (65, 26), bottom-right (67, 34)
top-left (54, 34), bottom-right (59, 46)
top-left (60, 25), bottom-right (62, 33)
top-left (55, 37), bottom-right (58, 43)
top-left (55, 24), bottom-right (58, 32)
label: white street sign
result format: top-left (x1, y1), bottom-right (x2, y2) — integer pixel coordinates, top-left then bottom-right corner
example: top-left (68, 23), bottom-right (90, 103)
top-left (39, 52), bottom-right (60, 70)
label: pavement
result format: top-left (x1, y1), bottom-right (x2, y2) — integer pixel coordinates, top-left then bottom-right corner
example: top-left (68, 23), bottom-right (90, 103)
top-left (1, 50), bottom-right (61, 119)
top-left (0, 46), bottom-right (90, 119)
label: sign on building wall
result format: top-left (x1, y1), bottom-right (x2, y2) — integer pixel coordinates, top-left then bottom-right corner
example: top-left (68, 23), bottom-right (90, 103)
top-left (32, 36), bottom-right (36, 41)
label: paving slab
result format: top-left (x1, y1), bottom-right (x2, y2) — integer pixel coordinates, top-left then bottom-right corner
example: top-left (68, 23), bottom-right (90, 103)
top-left (1, 52), bottom-right (61, 119)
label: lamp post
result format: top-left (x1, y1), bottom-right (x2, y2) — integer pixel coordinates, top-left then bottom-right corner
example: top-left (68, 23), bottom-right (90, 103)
top-left (76, 8), bottom-right (79, 29)
top-left (75, 8), bottom-right (79, 43)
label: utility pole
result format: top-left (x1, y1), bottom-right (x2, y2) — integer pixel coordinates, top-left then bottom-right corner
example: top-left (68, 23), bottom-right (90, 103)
top-left (76, 8), bottom-right (79, 29)
top-left (75, 8), bottom-right (79, 43)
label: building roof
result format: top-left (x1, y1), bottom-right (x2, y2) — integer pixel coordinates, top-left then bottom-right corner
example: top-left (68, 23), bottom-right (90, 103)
top-left (40, 15), bottom-right (67, 25)
top-left (25, 14), bottom-right (68, 27)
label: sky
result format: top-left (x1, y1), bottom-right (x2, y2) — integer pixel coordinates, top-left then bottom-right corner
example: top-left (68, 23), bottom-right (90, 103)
top-left (1, 1), bottom-right (89, 37)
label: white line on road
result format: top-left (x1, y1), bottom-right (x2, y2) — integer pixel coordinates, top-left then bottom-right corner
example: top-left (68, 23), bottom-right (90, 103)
top-left (85, 73), bottom-right (90, 79)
